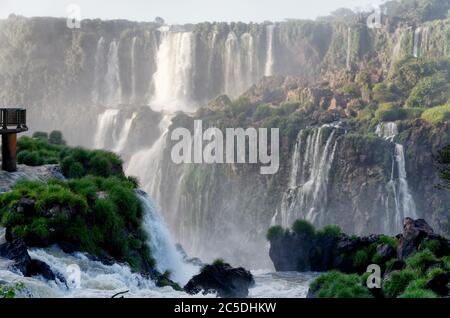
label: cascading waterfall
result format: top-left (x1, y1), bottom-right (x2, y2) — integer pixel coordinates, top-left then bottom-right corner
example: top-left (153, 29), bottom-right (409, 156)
top-left (264, 25), bottom-right (275, 77)
top-left (376, 122), bottom-right (418, 234)
top-left (224, 32), bottom-right (243, 98)
top-left (130, 36), bottom-right (138, 104)
top-left (139, 192), bottom-right (199, 285)
top-left (92, 37), bottom-right (106, 105)
top-left (113, 112), bottom-right (137, 153)
top-left (277, 125), bottom-right (339, 228)
top-left (151, 28), bottom-right (195, 113)
top-left (93, 109), bottom-right (119, 149)
top-left (104, 40), bottom-right (122, 106)
top-left (413, 27), bottom-right (421, 58)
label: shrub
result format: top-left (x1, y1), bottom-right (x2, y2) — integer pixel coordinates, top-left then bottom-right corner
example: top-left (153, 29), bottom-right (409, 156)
top-left (212, 258), bottom-right (226, 266)
top-left (32, 132), bottom-right (48, 140)
top-left (266, 225), bottom-right (284, 241)
top-left (253, 104), bottom-right (274, 121)
top-left (316, 224), bottom-right (342, 239)
top-left (399, 288), bottom-right (438, 298)
top-left (419, 238), bottom-right (441, 254)
top-left (292, 219), bottom-right (315, 237)
top-left (383, 269), bottom-right (417, 298)
top-left (353, 250), bottom-right (369, 268)
top-left (404, 107), bottom-right (425, 119)
top-left (310, 271), bottom-right (372, 298)
top-left (406, 72), bottom-right (449, 108)
top-left (375, 103), bottom-right (406, 122)
top-left (405, 249), bottom-right (438, 274)
top-left (421, 102), bottom-right (450, 124)
top-left (48, 130), bottom-right (65, 145)
top-left (378, 235), bottom-right (399, 249)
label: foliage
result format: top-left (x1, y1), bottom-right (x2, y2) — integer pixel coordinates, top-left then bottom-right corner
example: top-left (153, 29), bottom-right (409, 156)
top-left (436, 145), bottom-right (450, 189)
top-left (266, 225), bottom-right (284, 241)
top-left (0, 283), bottom-right (24, 298)
top-left (421, 102), bottom-right (450, 124)
top-left (316, 224), bottom-right (342, 239)
top-left (405, 72), bottom-right (449, 108)
top-left (383, 269), bottom-right (417, 298)
top-left (291, 219), bottom-right (316, 237)
top-left (48, 130), bottom-right (66, 145)
top-left (375, 103), bottom-right (406, 122)
top-left (0, 176), bottom-right (152, 272)
top-left (212, 258), bottom-right (226, 266)
top-left (405, 249), bottom-right (438, 274)
top-left (310, 271), bottom-right (372, 298)
top-left (353, 250), bottom-right (369, 267)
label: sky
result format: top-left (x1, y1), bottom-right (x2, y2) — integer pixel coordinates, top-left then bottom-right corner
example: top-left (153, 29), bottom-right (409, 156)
top-left (0, 0), bottom-right (386, 24)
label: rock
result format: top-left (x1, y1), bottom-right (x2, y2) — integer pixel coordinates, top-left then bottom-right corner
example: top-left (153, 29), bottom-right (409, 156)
top-left (397, 218), bottom-right (434, 259)
top-left (0, 239), bottom-right (60, 281)
top-left (208, 95), bottom-right (231, 111)
top-left (0, 239), bottom-right (31, 275)
top-left (184, 263), bottom-right (255, 298)
top-left (425, 273), bottom-right (450, 296)
top-left (16, 198), bottom-right (36, 217)
top-left (376, 244), bottom-right (395, 262)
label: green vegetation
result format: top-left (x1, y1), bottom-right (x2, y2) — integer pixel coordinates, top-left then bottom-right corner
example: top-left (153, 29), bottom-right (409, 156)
top-left (383, 269), bottom-right (418, 298)
top-left (421, 102), bottom-right (450, 124)
top-left (212, 258), bottom-right (226, 266)
top-left (0, 177), bottom-right (153, 272)
top-left (17, 134), bottom-right (125, 179)
top-left (0, 283), bottom-right (24, 298)
top-left (309, 271), bottom-right (372, 298)
top-left (266, 225), bottom-right (284, 240)
top-left (375, 103), bottom-right (406, 122)
top-left (292, 219), bottom-right (315, 237)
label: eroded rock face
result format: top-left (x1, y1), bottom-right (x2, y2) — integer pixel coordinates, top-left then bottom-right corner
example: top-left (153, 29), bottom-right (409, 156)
top-left (397, 218), bottom-right (434, 259)
top-left (184, 263), bottom-right (255, 298)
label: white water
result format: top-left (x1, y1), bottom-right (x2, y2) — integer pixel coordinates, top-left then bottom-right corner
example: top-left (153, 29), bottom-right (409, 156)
top-left (113, 112), bottom-right (137, 153)
top-left (130, 36), bottom-right (138, 104)
top-left (151, 30), bottom-right (195, 113)
top-left (376, 122), bottom-right (418, 233)
top-left (346, 27), bottom-right (352, 69)
top-left (92, 37), bottom-right (106, 105)
top-left (264, 25), bottom-right (275, 77)
top-left (224, 32), bottom-right (243, 98)
top-left (105, 40), bottom-right (122, 106)
top-left (93, 109), bottom-right (119, 149)
top-left (278, 125), bottom-right (339, 228)
top-left (126, 115), bottom-right (172, 202)
top-left (413, 27), bottom-right (421, 58)
top-left (139, 192), bottom-right (199, 285)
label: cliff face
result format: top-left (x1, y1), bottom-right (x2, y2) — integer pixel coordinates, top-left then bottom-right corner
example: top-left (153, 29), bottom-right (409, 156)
top-left (1, 12), bottom-right (450, 267)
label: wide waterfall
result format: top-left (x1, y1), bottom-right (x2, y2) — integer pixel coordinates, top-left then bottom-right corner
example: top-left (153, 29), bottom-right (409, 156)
top-left (114, 112), bottom-right (137, 153)
top-left (277, 125), bottom-right (340, 228)
top-left (151, 29), bottom-right (195, 113)
top-left (92, 37), bottom-right (106, 105)
top-left (376, 122), bottom-right (418, 234)
top-left (105, 40), bottom-right (122, 106)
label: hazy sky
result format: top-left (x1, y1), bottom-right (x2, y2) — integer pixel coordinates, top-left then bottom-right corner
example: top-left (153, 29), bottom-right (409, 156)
top-left (0, 0), bottom-right (386, 23)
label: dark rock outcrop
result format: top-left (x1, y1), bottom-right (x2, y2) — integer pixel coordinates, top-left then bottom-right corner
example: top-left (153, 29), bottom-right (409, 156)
top-left (397, 218), bottom-right (435, 259)
top-left (184, 263), bottom-right (255, 298)
top-left (0, 239), bottom-right (61, 281)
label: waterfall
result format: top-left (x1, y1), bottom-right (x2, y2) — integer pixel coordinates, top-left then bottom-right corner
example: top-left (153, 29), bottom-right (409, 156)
top-left (264, 25), bottom-right (275, 77)
top-left (376, 122), bottom-right (418, 233)
top-left (92, 37), bottom-right (106, 105)
top-left (139, 191), bottom-right (199, 285)
top-left (113, 112), bottom-right (137, 153)
top-left (126, 115), bottom-right (172, 202)
top-left (151, 30), bottom-right (195, 113)
top-left (224, 32), bottom-right (243, 98)
top-left (346, 27), bottom-right (352, 69)
top-left (130, 36), bottom-right (137, 104)
top-left (278, 125), bottom-right (339, 228)
top-left (104, 40), bottom-right (122, 106)
top-left (413, 27), bottom-right (421, 58)
top-left (241, 33), bottom-right (256, 90)
top-left (93, 109), bottom-right (119, 149)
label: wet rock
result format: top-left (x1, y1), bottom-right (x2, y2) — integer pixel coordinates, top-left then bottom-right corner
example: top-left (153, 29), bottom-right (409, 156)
top-left (425, 273), bottom-right (450, 296)
top-left (184, 263), bottom-right (255, 298)
top-left (397, 218), bottom-right (434, 259)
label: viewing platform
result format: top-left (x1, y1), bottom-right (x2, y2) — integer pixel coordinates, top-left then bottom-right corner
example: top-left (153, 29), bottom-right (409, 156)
top-left (0, 108), bottom-right (28, 172)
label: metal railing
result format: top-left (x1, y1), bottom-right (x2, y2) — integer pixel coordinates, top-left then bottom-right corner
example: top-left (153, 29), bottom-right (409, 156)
top-left (0, 108), bottom-right (28, 132)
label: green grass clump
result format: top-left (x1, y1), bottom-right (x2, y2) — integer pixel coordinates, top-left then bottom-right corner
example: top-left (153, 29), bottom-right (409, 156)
top-left (383, 269), bottom-right (417, 298)
top-left (405, 249), bottom-right (438, 274)
top-left (421, 102), bottom-right (450, 124)
top-left (292, 219), bottom-right (316, 237)
top-left (266, 225), bottom-right (284, 241)
top-left (353, 250), bottom-right (369, 268)
top-left (310, 271), bottom-right (372, 298)
top-left (316, 224), bottom-right (342, 239)
top-left (375, 103), bottom-right (406, 122)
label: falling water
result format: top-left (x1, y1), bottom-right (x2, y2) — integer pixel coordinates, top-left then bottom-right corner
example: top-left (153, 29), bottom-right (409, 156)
top-left (413, 27), bottom-right (421, 58)
top-left (151, 29), bottom-right (195, 113)
top-left (139, 192), bottom-right (199, 285)
top-left (376, 122), bottom-right (418, 233)
top-left (92, 37), bottom-right (106, 105)
top-left (224, 32), bottom-right (243, 98)
top-left (113, 112), bottom-right (137, 153)
top-left (264, 25), bottom-right (275, 77)
top-left (93, 109), bottom-right (119, 149)
top-left (278, 125), bottom-right (339, 228)
top-left (104, 40), bottom-right (122, 106)
top-left (130, 36), bottom-right (138, 104)
top-left (241, 33), bottom-right (256, 90)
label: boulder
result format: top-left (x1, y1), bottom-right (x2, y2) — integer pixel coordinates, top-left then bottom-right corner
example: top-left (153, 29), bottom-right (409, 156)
top-left (397, 218), bottom-right (434, 259)
top-left (425, 273), bottom-right (450, 296)
top-left (184, 263), bottom-right (255, 298)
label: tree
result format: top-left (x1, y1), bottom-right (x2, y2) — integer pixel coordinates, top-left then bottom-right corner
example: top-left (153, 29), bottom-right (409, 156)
top-left (48, 130), bottom-right (65, 145)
